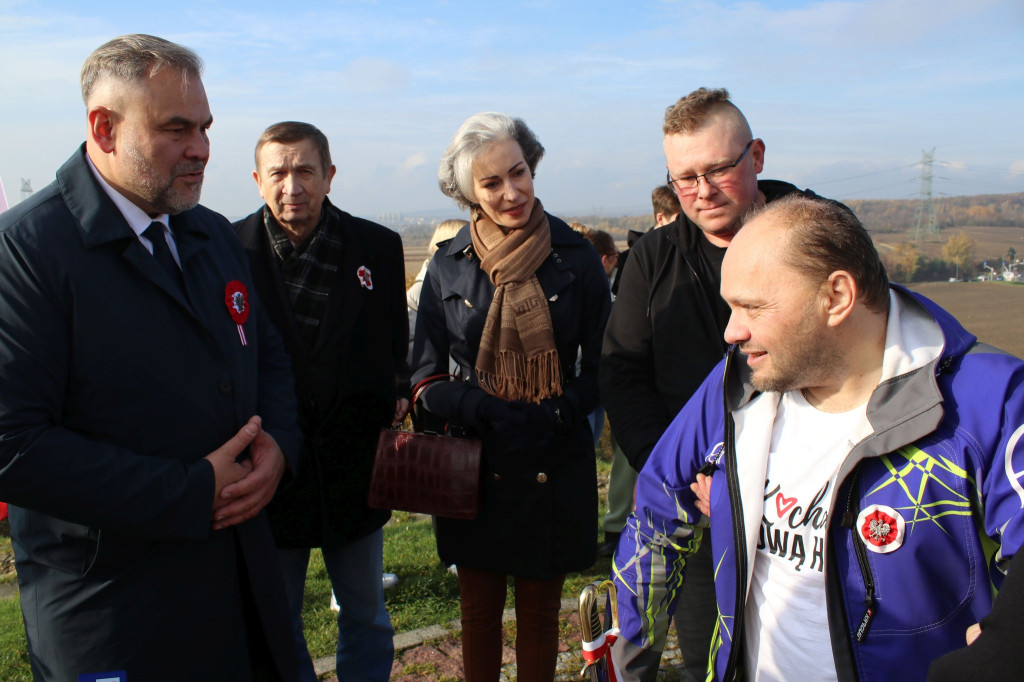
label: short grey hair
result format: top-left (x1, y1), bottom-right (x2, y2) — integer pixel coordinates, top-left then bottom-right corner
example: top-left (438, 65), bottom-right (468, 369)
top-left (81, 34), bottom-right (204, 104)
top-left (438, 112), bottom-right (545, 209)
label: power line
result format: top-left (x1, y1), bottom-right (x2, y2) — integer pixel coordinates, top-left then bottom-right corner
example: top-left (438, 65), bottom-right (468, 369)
top-left (836, 178), bottom-right (919, 199)
top-left (808, 164), bottom-right (917, 186)
top-left (936, 160), bottom-right (1023, 175)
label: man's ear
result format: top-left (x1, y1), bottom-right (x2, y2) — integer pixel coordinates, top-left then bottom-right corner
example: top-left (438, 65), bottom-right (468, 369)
top-left (824, 270), bottom-right (857, 328)
top-left (325, 164), bottom-right (337, 194)
top-left (88, 106), bottom-right (118, 154)
top-left (750, 138), bottom-right (766, 175)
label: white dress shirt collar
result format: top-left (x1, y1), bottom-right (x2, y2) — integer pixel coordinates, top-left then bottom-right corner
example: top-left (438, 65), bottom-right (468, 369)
top-left (85, 152), bottom-right (169, 237)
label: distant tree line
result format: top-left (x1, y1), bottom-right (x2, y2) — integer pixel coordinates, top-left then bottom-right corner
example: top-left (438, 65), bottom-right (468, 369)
top-left (882, 232), bottom-right (1022, 284)
top-left (847, 192), bottom-right (1024, 233)
top-left (401, 192), bottom-right (1024, 262)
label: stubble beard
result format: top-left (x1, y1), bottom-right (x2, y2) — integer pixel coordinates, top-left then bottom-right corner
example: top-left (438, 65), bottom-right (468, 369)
top-left (748, 322), bottom-right (842, 396)
top-left (124, 140), bottom-right (204, 215)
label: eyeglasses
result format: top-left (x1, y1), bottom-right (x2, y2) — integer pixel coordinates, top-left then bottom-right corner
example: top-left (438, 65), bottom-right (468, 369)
top-left (666, 139), bottom-right (755, 196)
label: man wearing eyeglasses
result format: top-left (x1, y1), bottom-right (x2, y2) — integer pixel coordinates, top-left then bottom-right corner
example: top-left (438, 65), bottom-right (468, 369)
top-left (600, 87), bottom-right (832, 681)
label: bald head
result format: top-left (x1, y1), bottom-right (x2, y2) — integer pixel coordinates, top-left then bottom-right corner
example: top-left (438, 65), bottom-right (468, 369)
top-left (723, 195), bottom-right (890, 405)
top-left (729, 195), bottom-right (889, 314)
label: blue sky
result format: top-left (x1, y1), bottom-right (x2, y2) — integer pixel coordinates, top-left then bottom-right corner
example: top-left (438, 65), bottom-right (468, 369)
top-left (1, 0), bottom-right (1022, 221)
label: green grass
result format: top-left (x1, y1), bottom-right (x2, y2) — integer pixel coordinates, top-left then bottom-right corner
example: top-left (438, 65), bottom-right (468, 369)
top-left (0, 598), bottom-right (30, 681)
top-left (0, 421), bottom-right (616, 679)
top-left (303, 425), bottom-right (615, 662)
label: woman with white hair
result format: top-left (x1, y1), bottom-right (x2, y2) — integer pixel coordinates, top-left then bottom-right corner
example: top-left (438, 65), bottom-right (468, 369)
top-left (410, 112), bottom-right (610, 680)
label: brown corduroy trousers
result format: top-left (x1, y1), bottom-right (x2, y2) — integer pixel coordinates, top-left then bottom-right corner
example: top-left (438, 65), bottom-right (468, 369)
top-left (457, 566), bottom-right (566, 681)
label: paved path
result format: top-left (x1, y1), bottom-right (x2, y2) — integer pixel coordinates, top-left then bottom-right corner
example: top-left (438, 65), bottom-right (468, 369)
top-left (316, 598), bottom-right (687, 681)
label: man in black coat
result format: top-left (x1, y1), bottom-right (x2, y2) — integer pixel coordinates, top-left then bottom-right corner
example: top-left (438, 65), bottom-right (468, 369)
top-left (0, 35), bottom-right (302, 681)
top-left (600, 87), bottom-right (829, 682)
top-left (235, 121), bottom-right (410, 682)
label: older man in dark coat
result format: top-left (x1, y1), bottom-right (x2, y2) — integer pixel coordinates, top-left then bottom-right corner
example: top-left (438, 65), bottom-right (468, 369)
top-left (0, 35), bottom-right (301, 681)
top-left (235, 121), bottom-right (410, 682)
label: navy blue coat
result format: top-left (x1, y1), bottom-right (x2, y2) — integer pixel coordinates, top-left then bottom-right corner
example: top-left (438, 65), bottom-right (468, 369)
top-left (411, 214), bottom-right (611, 578)
top-left (235, 202), bottom-right (410, 549)
top-left (0, 146), bottom-right (302, 681)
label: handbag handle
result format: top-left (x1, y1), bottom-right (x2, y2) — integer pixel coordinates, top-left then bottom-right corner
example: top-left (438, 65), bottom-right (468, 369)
top-left (412, 373), bottom-right (452, 405)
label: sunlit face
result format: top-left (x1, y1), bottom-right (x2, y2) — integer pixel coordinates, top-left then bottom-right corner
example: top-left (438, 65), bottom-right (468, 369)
top-left (471, 139), bottom-right (535, 230)
top-left (664, 112), bottom-right (764, 246)
top-left (254, 138), bottom-right (336, 244)
top-left (721, 214), bottom-right (839, 393)
top-left (109, 69), bottom-right (212, 216)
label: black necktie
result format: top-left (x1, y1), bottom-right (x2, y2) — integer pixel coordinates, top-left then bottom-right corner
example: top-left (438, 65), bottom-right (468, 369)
top-left (143, 222), bottom-right (185, 293)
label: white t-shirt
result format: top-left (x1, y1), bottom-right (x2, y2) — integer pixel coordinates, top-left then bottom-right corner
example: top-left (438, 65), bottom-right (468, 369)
top-left (743, 390), bottom-right (867, 682)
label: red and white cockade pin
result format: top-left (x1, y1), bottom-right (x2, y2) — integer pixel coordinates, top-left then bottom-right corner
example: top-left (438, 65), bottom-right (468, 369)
top-left (224, 280), bottom-right (250, 346)
top-left (356, 265), bottom-right (373, 290)
top-left (856, 504), bottom-right (905, 554)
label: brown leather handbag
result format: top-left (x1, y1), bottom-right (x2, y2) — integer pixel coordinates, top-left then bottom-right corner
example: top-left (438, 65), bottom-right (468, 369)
top-left (368, 375), bottom-right (482, 520)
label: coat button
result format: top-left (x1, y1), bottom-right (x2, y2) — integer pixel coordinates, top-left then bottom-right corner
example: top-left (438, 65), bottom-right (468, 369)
top-left (492, 473), bottom-right (501, 481)
top-left (536, 472), bottom-right (548, 483)
top-left (548, 294), bottom-right (558, 302)
top-left (218, 381), bottom-right (232, 394)
top-left (464, 299), bottom-right (474, 308)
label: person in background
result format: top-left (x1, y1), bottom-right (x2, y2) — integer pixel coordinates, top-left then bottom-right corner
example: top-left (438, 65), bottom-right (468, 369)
top-left (613, 194), bottom-right (1024, 682)
top-left (581, 227), bottom-right (618, 448)
top-left (598, 185), bottom-right (681, 559)
top-left (0, 34), bottom-right (301, 681)
top-left (601, 87), bottom-right (834, 681)
top-left (407, 218), bottom-right (468, 362)
top-left (651, 184), bottom-right (682, 229)
top-left (411, 112), bottom-right (610, 681)
top-left (235, 121), bottom-right (410, 682)
top-left (582, 227), bottom-right (619, 284)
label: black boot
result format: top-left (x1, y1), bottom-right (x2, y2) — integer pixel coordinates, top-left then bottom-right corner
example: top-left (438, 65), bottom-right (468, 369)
top-left (597, 532), bottom-right (620, 558)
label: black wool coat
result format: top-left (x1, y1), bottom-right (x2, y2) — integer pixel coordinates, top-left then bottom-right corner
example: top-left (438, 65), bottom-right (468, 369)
top-left (235, 200), bottom-right (410, 549)
top-left (411, 214), bottom-right (611, 579)
top-left (0, 146), bottom-right (302, 681)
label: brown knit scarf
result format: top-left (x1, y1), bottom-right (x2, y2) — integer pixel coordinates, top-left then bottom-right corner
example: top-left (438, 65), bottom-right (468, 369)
top-left (471, 199), bottom-right (563, 403)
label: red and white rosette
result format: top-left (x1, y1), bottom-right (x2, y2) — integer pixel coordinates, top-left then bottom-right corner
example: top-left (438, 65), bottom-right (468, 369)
top-left (224, 280), bottom-right (250, 347)
top-left (356, 265), bottom-right (373, 290)
top-left (856, 504), bottom-right (905, 554)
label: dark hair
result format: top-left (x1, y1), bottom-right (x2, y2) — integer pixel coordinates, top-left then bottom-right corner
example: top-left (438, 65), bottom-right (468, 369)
top-left (765, 194), bottom-right (889, 313)
top-left (663, 87), bottom-right (750, 137)
top-left (81, 34), bottom-right (203, 104)
top-left (255, 121), bottom-right (333, 177)
top-left (583, 229), bottom-right (617, 258)
top-left (651, 185), bottom-right (681, 219)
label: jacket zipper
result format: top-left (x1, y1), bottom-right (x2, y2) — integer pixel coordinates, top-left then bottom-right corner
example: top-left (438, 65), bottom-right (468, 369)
top-left (722, 353), bottom-right (748, 681)
top-left (840, 467), bottom-right (877, 642)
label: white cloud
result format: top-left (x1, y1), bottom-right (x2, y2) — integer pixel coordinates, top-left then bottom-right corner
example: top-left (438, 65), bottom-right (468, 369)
top-left (1009, 161), bottom-right (1024, 176)
top-left (403, 152), bottom-right (427, 170)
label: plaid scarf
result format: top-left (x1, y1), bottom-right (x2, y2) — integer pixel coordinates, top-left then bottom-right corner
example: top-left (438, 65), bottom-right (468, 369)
top-left (263, 202), bottom-right (343, 349)
top-left (471, 199), bottom-right (562, 403)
